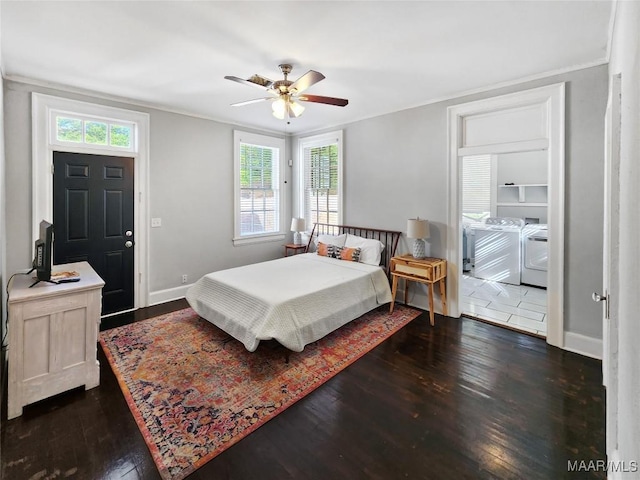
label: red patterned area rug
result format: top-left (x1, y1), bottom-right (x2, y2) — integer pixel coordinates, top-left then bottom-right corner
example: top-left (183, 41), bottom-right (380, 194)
top-left (99, 305), bottom-right (420, 480)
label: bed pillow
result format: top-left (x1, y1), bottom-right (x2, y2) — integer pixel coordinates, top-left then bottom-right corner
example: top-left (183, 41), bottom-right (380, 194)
top-left (338, 246), bottom-right (362, 262)
top-left (344, 234), bottom-right (385, 265)
top-left (314, 233), bottom-right (347, 249)
top-left (316, 242), bottom-right (341, 258)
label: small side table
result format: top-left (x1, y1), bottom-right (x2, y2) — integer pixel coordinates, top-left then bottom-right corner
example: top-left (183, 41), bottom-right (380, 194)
top-left (284, 243), bottom-right (307, 257)
top-left (390, 255), bottom-right (447, 326)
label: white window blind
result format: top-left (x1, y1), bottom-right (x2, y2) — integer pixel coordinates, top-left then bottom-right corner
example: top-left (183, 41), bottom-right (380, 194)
top-left (304, 144), bottom-right (338, 225)
top-left (239, 143), bottom-right (279, 235)
top-left (299, 131), bottom-right (343, 227)
top-left (462, 154), bottom-right (492, 215)
top-left (234, 131), bottom-right (285, 244)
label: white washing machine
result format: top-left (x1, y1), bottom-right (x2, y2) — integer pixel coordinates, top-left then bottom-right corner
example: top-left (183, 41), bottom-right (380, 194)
top-left (521, 224), bottom-right (548, 288)
top-left (473, 217), bottom-right (524, 285)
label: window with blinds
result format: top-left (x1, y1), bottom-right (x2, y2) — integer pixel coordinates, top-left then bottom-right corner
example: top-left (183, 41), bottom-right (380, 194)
top-left (299, 131), bottom-right (343, 227)
top-left (234, 131), bottom-right (285, 244)
top-left (240, 143), bottom-right (279, 235)
top-left (462, 154), bottom-right (492, 222)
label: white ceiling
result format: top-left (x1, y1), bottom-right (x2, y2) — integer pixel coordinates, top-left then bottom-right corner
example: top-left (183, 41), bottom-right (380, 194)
top-left (1, 1), bottom-right (613, 135)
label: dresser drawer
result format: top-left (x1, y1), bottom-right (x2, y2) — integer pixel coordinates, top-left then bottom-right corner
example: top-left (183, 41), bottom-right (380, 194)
top-left (391, 256), bottom-right (446, 282)
top-left (394, 263), bottom-right (431, 278)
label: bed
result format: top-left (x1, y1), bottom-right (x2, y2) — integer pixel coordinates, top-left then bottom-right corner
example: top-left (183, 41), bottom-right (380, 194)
top-left (186, 224), bottom-right (401, 352)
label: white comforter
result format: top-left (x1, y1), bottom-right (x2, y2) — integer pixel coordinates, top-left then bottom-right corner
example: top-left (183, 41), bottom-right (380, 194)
top-left (185, 253), bottom-right (392, 352)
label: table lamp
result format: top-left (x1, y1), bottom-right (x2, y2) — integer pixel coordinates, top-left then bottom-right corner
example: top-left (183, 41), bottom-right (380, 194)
top-left (407, 218), bottom-right (430, 259)
top-left (290, 218), bottom-right (305, 245)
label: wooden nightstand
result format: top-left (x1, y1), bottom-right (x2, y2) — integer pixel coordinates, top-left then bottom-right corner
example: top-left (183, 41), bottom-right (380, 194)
top-left (284, 243), bottom-right (307, 256)
top-left (390, 254), bottom-right (447, 326)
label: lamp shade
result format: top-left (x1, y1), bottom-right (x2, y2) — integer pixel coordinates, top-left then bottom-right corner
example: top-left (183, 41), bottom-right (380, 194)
top-left (289, 100), bottom-right (305, 117)
top-left (407, 218), bottom-right (430, 239)
top-left (290, 218), bottom-right (305, 232)
top-left (272, 98), bottom-right (287, 119)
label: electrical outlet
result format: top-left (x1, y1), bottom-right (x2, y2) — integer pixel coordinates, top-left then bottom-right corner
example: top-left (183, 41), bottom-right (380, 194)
top-left (181, 274), bottom-right (188, 284)
top-left (151, 218), bottom-right (162, 228)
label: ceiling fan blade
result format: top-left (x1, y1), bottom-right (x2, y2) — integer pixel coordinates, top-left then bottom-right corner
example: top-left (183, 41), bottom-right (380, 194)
top-left (231, 97), bottom-right (272, 107)
top-left (289, 70), bottom-right (325, 94)
top-left (225, 74), bottom-right (274, 90)
top-left (298, 94), bottom-right (349, 107)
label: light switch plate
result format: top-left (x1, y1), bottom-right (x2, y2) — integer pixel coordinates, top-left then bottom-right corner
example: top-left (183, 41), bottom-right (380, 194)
top-left (151, 217), bottom-right (162, 228)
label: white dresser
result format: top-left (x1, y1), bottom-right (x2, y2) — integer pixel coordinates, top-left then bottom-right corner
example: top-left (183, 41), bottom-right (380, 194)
top-left (7, 261), bottom-right (105, 419)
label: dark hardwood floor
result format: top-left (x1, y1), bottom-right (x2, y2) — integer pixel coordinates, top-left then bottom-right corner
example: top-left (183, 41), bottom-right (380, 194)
top-left (2, 300), bottom-right (605, 479)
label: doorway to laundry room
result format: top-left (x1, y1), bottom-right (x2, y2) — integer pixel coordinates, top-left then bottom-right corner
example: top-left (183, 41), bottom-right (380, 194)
top-left (447, 83), bottom-right (564, 347)
top-left (461, 151), bottom-right (548, 337)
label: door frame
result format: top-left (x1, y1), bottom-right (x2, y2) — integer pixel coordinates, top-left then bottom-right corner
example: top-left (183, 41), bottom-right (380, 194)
top-left (447, 83), bottom-right (565, 348)
top-left (32, 93), bottom-right (150, 312)
top-left (602, 73), bottom-right (621, 464)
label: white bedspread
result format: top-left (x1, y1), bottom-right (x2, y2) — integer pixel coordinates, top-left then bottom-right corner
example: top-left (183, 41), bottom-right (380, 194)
top-left (185, 253), bottom-right (392, 352)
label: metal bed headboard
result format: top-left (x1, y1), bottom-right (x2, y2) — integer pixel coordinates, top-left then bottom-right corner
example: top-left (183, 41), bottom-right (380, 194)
top-left (305, 223), bottom-right (402, 280)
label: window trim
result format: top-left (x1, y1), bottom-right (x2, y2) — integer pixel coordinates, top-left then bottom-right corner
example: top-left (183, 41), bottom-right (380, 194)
top-left (297, 130), bottom-right (343, 229)
top-left (233, 130), bottom-right (286, 246)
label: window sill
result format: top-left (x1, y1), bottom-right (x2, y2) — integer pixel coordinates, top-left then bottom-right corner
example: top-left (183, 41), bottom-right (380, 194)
top-left (233, 233), bottom-right (286, 246)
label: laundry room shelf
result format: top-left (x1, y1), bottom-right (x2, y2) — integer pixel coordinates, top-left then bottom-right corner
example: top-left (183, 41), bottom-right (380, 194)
top-left (498, 184), bottom-right (548, 204)
top-left (497, 202), bottom-right (548, 207)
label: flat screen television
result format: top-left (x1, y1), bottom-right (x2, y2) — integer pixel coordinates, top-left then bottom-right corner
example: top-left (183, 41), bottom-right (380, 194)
top-left (31, 220), bottom-right (54, 287)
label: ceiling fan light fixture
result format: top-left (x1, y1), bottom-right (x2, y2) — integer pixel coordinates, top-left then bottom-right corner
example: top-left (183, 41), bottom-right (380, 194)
top-left (227, 64), bottom-right (348, 120)
top-left (289, 100), bottom-right (305, 117)
top-left (272, 97), bottom-right (287, 119)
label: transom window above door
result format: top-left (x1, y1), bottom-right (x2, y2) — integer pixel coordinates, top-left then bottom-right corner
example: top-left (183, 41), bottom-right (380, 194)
top-left (51, 110), bottom-right (135, 152)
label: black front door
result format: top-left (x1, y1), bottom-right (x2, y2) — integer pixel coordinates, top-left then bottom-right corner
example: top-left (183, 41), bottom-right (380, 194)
top-left (53, 151), bottom-right (135, 315)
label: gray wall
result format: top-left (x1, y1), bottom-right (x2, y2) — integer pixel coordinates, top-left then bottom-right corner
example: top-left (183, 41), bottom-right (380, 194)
top-left (3, 81), bottom-right (292, 298)
top-left (3, 65), bottom-right (607, 341)
top-left (147, 110), bottom-right (292, 292)
top-left (295, 64), bottom-right (608, 340)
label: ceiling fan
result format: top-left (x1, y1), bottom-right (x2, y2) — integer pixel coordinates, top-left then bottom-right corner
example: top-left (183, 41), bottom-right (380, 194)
top-left (224, 64), bottom-right (349, 120)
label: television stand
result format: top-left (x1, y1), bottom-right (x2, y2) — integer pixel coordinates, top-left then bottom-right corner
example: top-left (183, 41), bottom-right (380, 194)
top-left (7, 261), bottom-right (105, 419)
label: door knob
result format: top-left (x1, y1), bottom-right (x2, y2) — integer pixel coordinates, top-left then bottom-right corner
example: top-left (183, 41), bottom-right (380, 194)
top-left (592, 292), bottom-right (606, 302)
top-left (592, 291), bottom-right (610, 319)
top-left (125, 230), bottom-right (133, 237)
top-left (125, 241), bottom-right (133, 248)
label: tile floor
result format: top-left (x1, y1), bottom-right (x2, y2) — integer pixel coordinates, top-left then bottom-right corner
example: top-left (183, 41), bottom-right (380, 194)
top-left (461, 274), bottom-right (547, 336)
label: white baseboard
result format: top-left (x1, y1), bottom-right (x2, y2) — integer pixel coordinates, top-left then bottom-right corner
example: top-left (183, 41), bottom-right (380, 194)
top-left (149, 284), bottom-right (192, 306)
top-left (563, 331), bottom-right (603, 359)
